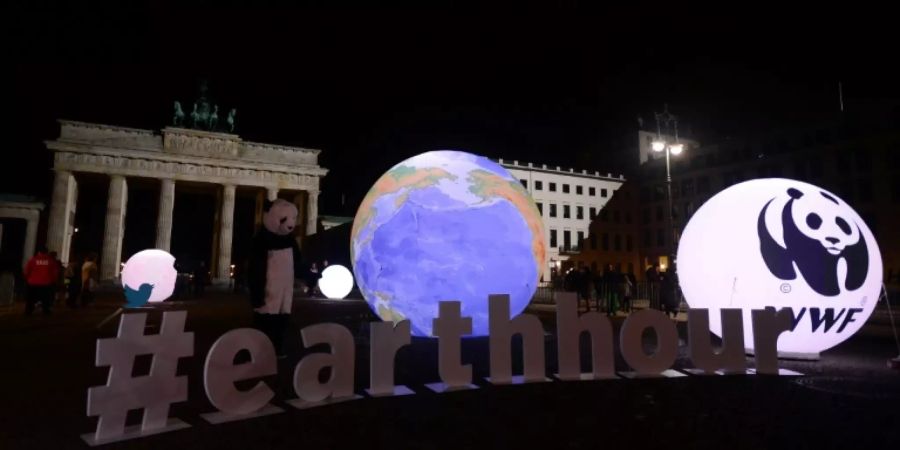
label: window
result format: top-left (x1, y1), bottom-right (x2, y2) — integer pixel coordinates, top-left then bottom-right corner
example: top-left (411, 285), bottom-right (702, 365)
top-left (589, 207), bottom-right (597, 219)
top-left (550, 229), bottom-right (558, 248)
top-left (590, 234), bottom-right (597, 250)
top-left (536, 202), bottom-right (543, 216)
top-left (576, 206), bottom-right (584, 220)
top-left (642, 208), bottom-right (650, 225)
top-left (535, 180), bottom-right (543, 190)
top-left (562, 184), bottom-right (570, 194)
top-left (563, 204), bottom-right (571, 219)
top-left (656, 206), bottom-right (664, 222)
top-left (613, 210), bottom-right (620, 223)
top-left (601, 188), bottom-right (608, 198)
top-left (576, 185), bottom-right (583, 195)
top-left (855, 149), bottom-right (872, 173)
top-left (626, 235), bottom-right (633, 251)
top-left (643, 230), bottom-right (651, 247)
top-left (577, 231), bottom-right (584, 249)
top-left (549, 203), bottom-right (557, 218)
top-left (639, 187), bottom-right (650, 201)
top-left (858, 179), bottom-right (873, 203)
top-left (563, 230), bottom-right (571, 250)
top-left (549, 182), bottom-right (557, 192)
top-left (657, 229), bottom-right (666, 247)
top-left (601, 233), bottom-right (609, 251)
top-left (614, 234), bottom-right (622, 251)
top-left (697, 176), bottom-right (710, 194)
top-left (520, 179), bottom-right (527, 189)
top-left (682, 179), bottom-right (695, 197)
top-left (809, 159), bottom-right (824, 179)
top-left (589, 187), bottom-right (596, 196)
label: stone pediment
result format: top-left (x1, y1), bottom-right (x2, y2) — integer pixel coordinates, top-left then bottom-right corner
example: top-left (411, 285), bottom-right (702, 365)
top-left (54, 120), bottom-right (324, 169)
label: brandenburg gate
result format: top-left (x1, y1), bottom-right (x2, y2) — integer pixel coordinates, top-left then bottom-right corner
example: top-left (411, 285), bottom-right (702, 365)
top-left (44, 120), bottom-right (327, 283)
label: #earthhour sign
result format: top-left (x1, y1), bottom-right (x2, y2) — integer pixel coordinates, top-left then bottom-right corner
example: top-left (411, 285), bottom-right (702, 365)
top-left (82, 161), bottom-right (881, 446)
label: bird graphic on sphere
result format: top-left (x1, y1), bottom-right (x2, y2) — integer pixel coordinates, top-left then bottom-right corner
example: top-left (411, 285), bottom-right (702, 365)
top-left (124, 283), bottom-right (155, 308)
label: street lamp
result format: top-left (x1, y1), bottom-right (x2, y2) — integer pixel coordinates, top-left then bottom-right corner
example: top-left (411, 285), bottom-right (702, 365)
top-left (652, 106), bottom-right (686, 310)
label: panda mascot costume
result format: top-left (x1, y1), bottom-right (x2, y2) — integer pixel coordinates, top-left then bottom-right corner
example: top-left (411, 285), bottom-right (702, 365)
top-left (249, 199), bottom-right (303, 357)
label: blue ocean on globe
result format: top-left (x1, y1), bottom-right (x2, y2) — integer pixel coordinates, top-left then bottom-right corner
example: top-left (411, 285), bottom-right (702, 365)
top-left (351, 150), bottom-right (546, 336)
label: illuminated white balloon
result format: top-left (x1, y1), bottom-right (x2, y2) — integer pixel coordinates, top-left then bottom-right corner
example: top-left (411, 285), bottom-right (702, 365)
top-left (319, 264), bottom-right (354, 299)
top-left (120, 249), bottom-right (178, 306)
top-left (677, 178), bottom-right (882, 355)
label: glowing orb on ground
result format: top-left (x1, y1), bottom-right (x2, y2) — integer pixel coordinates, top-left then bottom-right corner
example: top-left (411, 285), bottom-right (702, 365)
top-left (351, 150), bottom-right (546, 336)
top-left (319, 265), bottom-right (354, 299)
top-left (120, 249), bottom-right (178, 306)
top-left (677, 178), bottom-right (882, 355)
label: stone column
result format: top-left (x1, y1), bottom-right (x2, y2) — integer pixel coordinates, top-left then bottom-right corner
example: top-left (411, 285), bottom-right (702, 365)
top-left (155, 179), bottom-right (176, 251)
top-left (23, 212), bottom-right (39, 268)
top-left (267, 187), bottom-right (279, 201)
top-left (46, 170), bottom-right (76, 257)
top-left (215, 184), bottom-right (236, 283)
top-left (306, 190), bottom-right (319, 236)
top-left (253, 189), bottom-right (265, 232)
top-left (101, 175), bottom-right (128, 281)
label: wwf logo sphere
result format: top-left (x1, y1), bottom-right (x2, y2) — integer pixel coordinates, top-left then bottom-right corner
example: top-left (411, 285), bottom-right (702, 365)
top-left (677, 179), bottom-right (882, 355)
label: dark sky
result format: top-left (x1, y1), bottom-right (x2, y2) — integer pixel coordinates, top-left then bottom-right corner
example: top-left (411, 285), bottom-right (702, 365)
top-left (6, 3), bottom-right (900, 216)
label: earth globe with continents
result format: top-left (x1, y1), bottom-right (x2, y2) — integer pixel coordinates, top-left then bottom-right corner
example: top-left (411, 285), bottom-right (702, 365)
top-left (351, 150), bottom-right (546, 337)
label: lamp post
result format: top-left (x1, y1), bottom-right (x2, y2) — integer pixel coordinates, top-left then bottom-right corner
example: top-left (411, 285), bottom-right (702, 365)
top-left (651, 107), bottom-right (685, 309)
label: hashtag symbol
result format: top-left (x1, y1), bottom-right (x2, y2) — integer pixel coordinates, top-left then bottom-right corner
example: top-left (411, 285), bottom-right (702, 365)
top-left (86, 311), bottom-right (194, 443)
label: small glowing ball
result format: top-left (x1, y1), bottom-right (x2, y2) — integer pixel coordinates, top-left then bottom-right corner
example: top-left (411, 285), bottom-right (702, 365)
top-left (120, 249), bottom-right (178, 305)
top-left (319, 265), bottom-right (354, 299)
top-left (351, 150), bottom-right (546, 336)
top-left (677, 179), bottom-right (882, 355)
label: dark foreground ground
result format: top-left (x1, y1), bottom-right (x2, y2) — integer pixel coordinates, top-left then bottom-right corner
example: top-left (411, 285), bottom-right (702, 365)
top-left (1, 292), bottom-right (899, 450)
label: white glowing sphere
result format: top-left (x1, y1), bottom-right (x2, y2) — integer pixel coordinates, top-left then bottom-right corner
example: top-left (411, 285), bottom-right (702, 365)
top-left (120, 249), bottom-right (178, 303)
top-left (319, 264), bottom-right (354, 299)
top-left (677, 179), bottom-right (882, 355)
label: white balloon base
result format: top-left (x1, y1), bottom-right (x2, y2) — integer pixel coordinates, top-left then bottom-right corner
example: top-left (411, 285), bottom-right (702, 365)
top-left (553, 373), bottom-right (620, 381)
top-left (81, 418), bottom-right (190, 447)
top-left (745, 349), bottom-right (820, 361)
top-left (424, 382), bottom-right (479, 393)
top-left (286, 394), bottom-right (363, 410)
top-left (365, 385), bottom-right (415, 397)
top-left (200, 404), bottom-right (283, 424)
top-left (747, 368), bottom-right (804, 376)
top-left (683, 368), bottom-right (752, 376)
top-left (484, 375), bottom-right (552, 385)
top-left (618, 369), bottom-right (687, 379)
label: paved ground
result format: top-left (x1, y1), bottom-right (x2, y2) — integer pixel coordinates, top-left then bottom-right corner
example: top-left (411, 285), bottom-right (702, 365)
top-left (1, 293), bottom-right (899, 449)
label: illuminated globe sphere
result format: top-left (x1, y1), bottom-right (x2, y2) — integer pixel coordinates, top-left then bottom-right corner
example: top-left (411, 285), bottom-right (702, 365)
top-left (351, 150), bottom-right (546, 336)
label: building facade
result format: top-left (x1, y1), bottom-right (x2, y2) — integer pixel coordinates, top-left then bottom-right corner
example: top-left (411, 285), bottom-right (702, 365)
top-left (636, 114), bottom-right (900, 288)
top-left (567, 181), bottom-right (643, 279)
top-left (497, 159), bottom-right (625, 283)
top-left (44, 120), bottom-right (328, 283)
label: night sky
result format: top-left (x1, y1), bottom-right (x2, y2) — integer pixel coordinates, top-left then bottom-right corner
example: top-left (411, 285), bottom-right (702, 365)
top-left (7, 3), bottom-right (900, 219)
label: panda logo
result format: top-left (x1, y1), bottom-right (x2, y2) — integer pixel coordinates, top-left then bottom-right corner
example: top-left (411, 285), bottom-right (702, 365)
top-left (757, 187), bottom-right (869, 297)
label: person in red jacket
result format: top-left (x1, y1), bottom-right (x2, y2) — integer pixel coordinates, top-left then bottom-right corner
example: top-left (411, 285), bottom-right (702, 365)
top-left (23, 246), bottom-right (59, 316)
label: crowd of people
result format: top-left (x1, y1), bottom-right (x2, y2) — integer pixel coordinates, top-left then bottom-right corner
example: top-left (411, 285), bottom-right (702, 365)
top-left (22, 247), bottom-right (98, 316)
top-left (559, 263), bottom-right (682, 318)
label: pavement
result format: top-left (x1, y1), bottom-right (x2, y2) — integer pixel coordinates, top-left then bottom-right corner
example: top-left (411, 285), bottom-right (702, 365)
top-left (1, 292), bottom-right (899, 449)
